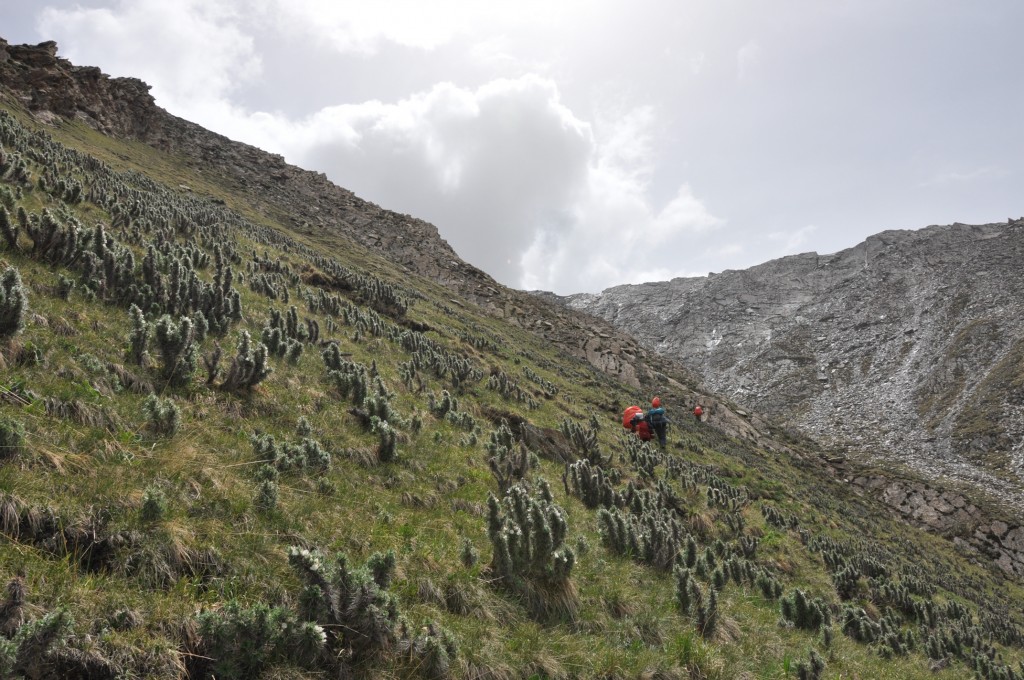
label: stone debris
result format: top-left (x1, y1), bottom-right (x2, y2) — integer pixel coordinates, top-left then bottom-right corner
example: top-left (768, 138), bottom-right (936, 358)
top-left (851, 476), bottom-right (1024, 578)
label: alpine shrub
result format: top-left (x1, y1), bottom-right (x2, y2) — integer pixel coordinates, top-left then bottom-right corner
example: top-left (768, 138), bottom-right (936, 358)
top-left (327, 361), bottom-right (369, 405)
top-left (597, 504), bottom-right (686, 572)
top-left (153, 315), bottom-right (198, 388)
top-left (372, 416), bottom-right (397, 463)
top-left (695, 584), bottom-right (718, 639)
top-left (558, 417), bottom-right (605, 465)
top-left (460, 538), bottom-right (479, 568)
top-left (0, 206), bottom-right (18, 250)
top-left (196, 601), bottom-right (325, 679)
top-left (756, 571), bottom-right (783, 600)
top-left (428, 390), bottom-right (457, 418)
top-left (140, 485), bottom-right (168, 522)
top-left (0, 266), bottom-right (28, 340)
top-left (398, 621), bottom-right (459, 679)
top-left (487, 421), bottom-right (532, 494)
top-left (487, 481), bottom-right (578, 621)
top-left (288, 546), bottom-right (402, 664)
top-left (0, 416), bottom-right (25, 459)
top-left (781, 589), bottom-right (831, 631)
top-left (563, 458), bottom-right (620, 509)
top-left (219, 330), bottom-right (273, 392)
top-left (795, 649), bottom-right (826, 680)
top-left (0, 606), bottom-right (73, 678)
top-left (143, 395), bottom-right (180, 436)
top-left (255, 479), bottom-right (279, 512)
top-left (674, 566), bottom-right (695, 614)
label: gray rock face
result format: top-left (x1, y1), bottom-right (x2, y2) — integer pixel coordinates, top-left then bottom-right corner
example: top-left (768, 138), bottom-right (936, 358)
top-left (565, 221), bottom-right (1024, 512)
top-left (850, 475), bottom-right (1024, 577)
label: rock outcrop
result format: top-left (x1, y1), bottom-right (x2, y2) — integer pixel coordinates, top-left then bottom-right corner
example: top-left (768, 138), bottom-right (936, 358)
top-left (563, 221), bottom-right (1024, 515)
top-left (848, 474), bottom-right (1024, 578)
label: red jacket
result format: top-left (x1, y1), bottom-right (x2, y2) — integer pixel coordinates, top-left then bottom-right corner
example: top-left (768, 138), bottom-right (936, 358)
top-left (634, 420), bottom-right (653, 441)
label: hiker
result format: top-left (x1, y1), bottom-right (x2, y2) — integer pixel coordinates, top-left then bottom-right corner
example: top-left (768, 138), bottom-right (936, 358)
top-left (632, 414), bottom-right (654, 442)
top-left (622, 405), bottom-right (653, 442)
top-left (693, 404), bottom-right (704, 422)
top-left (648, 396), bottom-right (669, 447)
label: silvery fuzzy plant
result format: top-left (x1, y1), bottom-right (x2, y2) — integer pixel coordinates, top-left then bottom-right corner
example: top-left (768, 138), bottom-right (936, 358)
top-left (0, 266), bottom-right (28, 340)
top-left (486, 481), bottom-right (578, 621)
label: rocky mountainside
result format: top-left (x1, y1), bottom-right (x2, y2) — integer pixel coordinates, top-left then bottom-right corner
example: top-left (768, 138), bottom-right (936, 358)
top-left (4, 34), bottom-right (1024, 678)
top-left (5, 38), bottom-right (1024, 574)
top-left (562, 221), bottom-right (1024, 513)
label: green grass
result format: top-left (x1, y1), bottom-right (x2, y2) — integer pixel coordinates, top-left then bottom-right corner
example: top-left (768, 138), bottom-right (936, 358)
top-left (1, 96), bottom-right (1023, 678)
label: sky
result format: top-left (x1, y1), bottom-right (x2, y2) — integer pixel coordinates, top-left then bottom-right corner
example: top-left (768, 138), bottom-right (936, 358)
top-left (3, 1), bottom-right (1022, 294)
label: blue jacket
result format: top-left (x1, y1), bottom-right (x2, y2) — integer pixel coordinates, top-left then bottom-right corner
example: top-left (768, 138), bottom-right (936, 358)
top-left (647, 407), bottom-right (668, 425)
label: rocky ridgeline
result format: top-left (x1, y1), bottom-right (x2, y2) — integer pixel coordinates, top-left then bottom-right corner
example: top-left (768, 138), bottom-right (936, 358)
top-left (0, 37), bottom-right (722, 416)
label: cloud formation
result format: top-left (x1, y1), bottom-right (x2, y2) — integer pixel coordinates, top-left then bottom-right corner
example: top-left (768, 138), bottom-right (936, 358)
top-left (277, 78), bottom-right (722, 291)
top-left (288, 76), bottom-right (595, 286)
top-left (28, 0), bottom-right (1023, 294)
top-left (37, 0), bottom-right (723, 293)
top-left (39, 0), bottom-right (261, 113)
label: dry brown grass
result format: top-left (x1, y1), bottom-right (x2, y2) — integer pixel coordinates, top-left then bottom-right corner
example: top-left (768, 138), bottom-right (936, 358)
top-left (689, 510), bottom-right (715, 537)
top-left (32, 444), bottom-right (87, 474)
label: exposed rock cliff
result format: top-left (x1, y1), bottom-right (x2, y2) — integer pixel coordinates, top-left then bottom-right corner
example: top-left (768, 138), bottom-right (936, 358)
top-left (563, 221), bottom-right (1024, 514)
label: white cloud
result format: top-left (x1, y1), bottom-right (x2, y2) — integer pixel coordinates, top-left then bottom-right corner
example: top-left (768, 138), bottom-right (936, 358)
top-left (36, 0), bottom-right (724, 294)
top-left (38, 0), bottom-right (261, 119)
top-left (519, 111), bottom-right (724, 293)
top-left (767, 224), bottom-right (817, 255)
top-left (266, 76), bottom-right (596, 287)
top-left (736, 41), bottom-right (762, 81)
top-left (262, 80), bottom-right (723, 293)
top-left (652, 186), bottom-right (723, 239)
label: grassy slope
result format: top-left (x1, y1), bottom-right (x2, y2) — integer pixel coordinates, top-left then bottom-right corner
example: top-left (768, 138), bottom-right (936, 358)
top-left (1, 99), bottom-right (1023, 679)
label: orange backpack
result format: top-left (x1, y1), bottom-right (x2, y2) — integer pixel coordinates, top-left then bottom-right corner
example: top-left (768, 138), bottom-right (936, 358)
top-left (622, 405), bottom-right (643, 429)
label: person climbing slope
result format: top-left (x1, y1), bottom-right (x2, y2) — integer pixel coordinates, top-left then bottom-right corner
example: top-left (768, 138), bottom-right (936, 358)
top-left (693, 404), bottom-right (704, 423)
top-left (648, 396), bottom-right (669, 447)
top-left (633, 416), bottom-right (653, 442)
